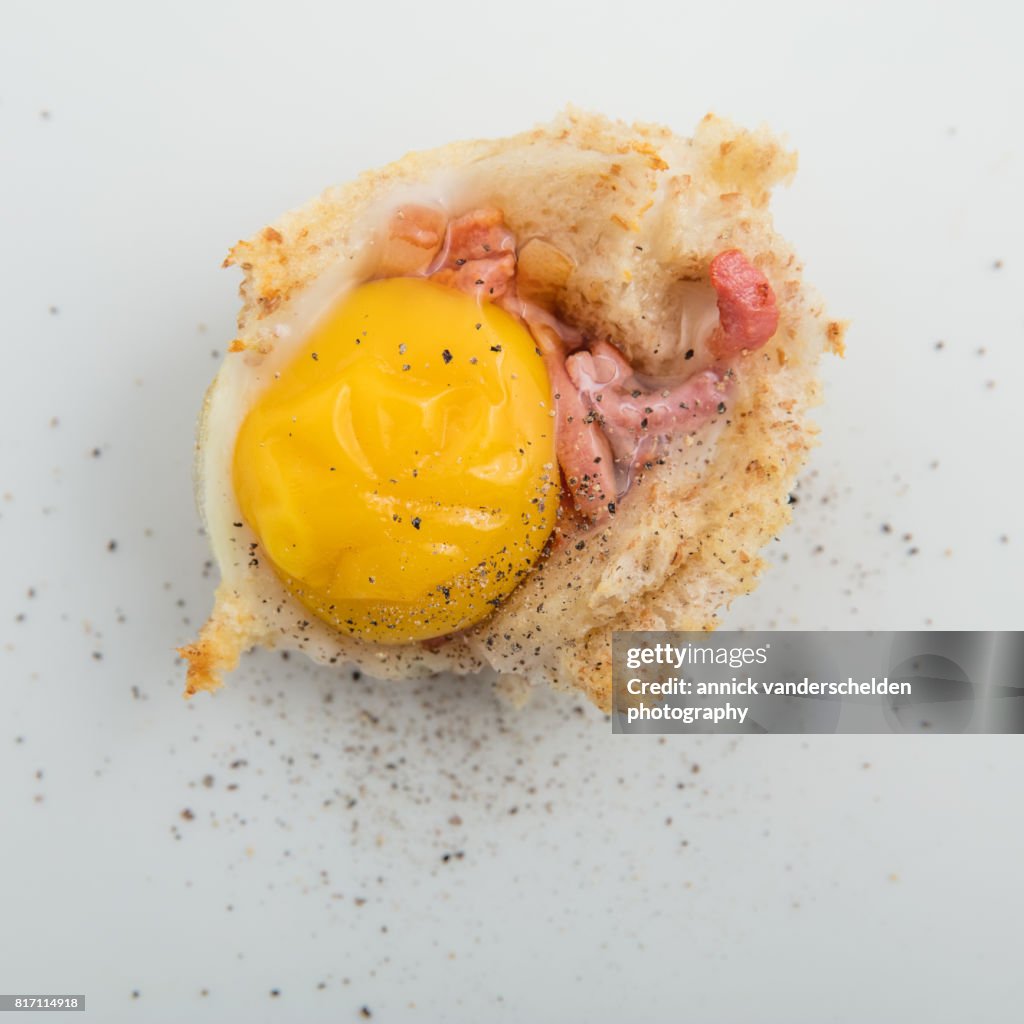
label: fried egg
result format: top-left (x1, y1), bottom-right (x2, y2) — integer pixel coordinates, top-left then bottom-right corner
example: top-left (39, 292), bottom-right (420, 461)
top-left (232, 277), bottom-right (557, 643)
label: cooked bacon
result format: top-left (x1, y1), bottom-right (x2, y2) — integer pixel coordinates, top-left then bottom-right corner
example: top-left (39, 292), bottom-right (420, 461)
top-left (531, 324), bottom-right (617, 516)
top-left (447, 208), bottom-right (515, 261)
top-left (391, 204), bottom-right (445, 249)
top-left (432, 253), bottom-right (516, 299)
top-left (566, 340), bottom-right (727, 436)
top-left (708, 249), bottom-right (779, 356)
top-left (377, 204), bottom-right (446, 278)
top-left (431, 208), bottom-right (517, 300)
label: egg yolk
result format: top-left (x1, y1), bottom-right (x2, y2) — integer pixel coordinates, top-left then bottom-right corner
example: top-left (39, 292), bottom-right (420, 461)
top-left (233, 277), bottom-right (558, 643)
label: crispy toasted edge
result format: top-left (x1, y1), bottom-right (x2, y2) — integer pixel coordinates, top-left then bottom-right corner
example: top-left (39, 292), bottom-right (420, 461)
top-left (178, 584), bottom-right (261, 697)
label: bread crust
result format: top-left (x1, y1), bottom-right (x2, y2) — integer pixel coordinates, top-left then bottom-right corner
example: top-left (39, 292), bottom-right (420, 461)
top-left (182, 107), bottom-right (843, 711)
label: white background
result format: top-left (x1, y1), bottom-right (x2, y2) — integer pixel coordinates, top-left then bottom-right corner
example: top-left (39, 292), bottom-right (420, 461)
top-left (2, 1), bottom-right (1022, 1021)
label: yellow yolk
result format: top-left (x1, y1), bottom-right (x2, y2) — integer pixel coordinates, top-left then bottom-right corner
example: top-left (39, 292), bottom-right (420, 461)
top-left (233, 277), bottom-right (558, 643)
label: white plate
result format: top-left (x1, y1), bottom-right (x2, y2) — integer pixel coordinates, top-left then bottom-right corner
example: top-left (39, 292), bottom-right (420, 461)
top-left (1, 2), bottom-right (1022, 1020)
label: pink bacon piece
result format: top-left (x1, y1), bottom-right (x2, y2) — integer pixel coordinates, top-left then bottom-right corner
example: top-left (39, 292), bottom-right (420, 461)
top-left (376, 204), bottom-right (447, 278)
top-left (708, 249), bottom-right (779, 357)
top-left (531, 323), bottom-right (617, 515)
top-left (566, 340), bottom-right (728, 438)
top-left (561, 340), bottom-right (729, 523)
top-left (431, 208), bottom-right (517, 300)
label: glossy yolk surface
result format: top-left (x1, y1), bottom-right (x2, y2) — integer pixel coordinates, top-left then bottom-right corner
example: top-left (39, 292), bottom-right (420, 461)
top-left (233, 277), bottom-right (558, 642)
